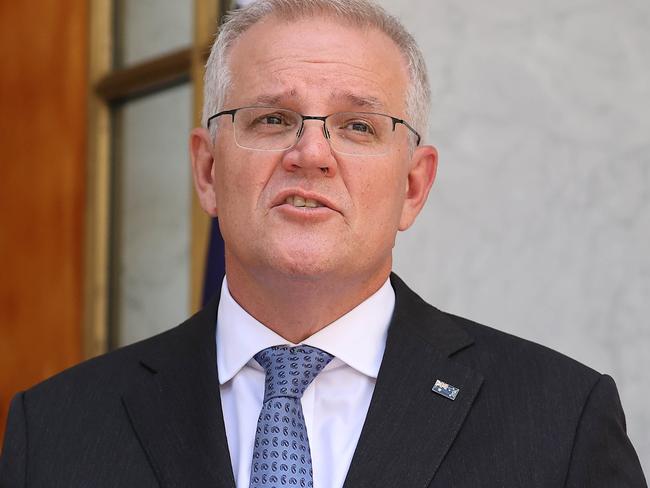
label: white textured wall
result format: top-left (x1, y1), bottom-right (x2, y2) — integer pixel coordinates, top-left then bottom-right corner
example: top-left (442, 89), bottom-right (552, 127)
top-left (378, 0), bottom-right (650, 471)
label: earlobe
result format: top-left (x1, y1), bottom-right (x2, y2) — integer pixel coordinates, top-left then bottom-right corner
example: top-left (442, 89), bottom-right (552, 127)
top-left (398, 145), bottom-right (438, 231)
top-left (190, 127), bottom-right (219, 217)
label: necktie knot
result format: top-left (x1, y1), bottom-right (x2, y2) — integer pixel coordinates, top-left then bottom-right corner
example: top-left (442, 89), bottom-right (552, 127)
top-left (254, 345), bottom-right (333, 402)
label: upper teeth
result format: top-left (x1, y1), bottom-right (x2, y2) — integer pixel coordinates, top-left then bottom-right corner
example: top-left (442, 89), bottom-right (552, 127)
top-left (285, 196), bottom-right (323, 208)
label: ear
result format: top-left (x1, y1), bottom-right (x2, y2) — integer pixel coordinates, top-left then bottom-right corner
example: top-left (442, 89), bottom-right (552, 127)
top-left (190, 127), bottom-right (218, 217)
top-left (398, 144), bottom-right (438, 231)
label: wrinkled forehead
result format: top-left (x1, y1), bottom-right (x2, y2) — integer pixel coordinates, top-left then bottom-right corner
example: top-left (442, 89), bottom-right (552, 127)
top-left (224, 14), bottom-right (410, 114)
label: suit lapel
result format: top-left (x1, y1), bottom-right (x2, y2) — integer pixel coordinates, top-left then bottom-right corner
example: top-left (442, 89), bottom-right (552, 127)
top-left (122, 291), bottom-right (236, 488)
top-left (343, 274), bottom-right (484, 488)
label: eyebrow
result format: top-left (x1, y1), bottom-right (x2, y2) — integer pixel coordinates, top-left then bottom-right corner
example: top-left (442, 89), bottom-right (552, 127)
top-left (251, 90), bottom-right (385, 112)
top-left (330, 90), bottom-right (385, 111)
top-left (254, 93), bottom-right (289, 106)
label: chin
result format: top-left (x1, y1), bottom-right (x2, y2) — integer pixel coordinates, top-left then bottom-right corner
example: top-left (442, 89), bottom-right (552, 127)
top-left (268, 244), bottom-right (342, 282)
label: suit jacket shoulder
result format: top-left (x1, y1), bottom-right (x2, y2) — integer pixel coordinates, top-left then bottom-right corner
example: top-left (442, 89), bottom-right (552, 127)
top-left (448, 309), bottom-right (601, 391)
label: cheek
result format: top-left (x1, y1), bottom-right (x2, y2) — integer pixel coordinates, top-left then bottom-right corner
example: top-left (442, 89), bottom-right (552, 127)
top-left (352, 166), bottom-right (407, 234)
top-left (213, 151), bottom-right (276, 210)
top-left (358, 163), bottom-right (406, 208)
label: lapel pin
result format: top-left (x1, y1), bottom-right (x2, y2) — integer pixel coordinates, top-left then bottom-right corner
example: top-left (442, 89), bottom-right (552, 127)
top-left (432, 379), bottom-right (460, 401)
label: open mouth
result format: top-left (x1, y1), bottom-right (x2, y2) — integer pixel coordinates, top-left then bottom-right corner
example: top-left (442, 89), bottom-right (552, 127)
top-left (272, 190), bottom-right (339, 213)
top-left (283, 195), bottom-right (325, 208)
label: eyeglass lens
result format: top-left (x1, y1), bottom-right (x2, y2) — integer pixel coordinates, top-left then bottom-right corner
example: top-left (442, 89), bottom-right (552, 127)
top-left (231, 107), bottom-right (396, 156)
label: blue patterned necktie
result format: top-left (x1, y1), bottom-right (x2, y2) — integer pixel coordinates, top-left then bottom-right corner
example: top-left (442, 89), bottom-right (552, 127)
top-left (250, 345), bottom-right (334, 488)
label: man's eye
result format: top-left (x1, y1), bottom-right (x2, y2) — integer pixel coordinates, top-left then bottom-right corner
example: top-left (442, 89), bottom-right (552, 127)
top-left (259, 114), bottom-right (285, 125)
top-left (346, 121), bottom-right (374, 134)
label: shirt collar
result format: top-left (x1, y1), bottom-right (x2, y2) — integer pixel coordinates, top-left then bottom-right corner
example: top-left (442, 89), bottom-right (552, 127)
top-left (216, 276), bottom-right (395, 385)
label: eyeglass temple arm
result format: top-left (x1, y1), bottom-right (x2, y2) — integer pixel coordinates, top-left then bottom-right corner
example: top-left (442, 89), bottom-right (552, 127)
top-left (206, 109), bottom-right (238, 128)
top-left (390, 117), bottom-right (421, 146)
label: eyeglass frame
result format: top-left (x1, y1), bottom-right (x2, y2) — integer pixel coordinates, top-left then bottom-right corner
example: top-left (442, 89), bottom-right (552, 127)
top-left (206, 106), bottom-right (422, 150)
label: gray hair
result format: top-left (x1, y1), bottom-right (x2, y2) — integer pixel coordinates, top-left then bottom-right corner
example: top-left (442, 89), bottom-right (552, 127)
top-left (203, 0), bottom-right (430, 142)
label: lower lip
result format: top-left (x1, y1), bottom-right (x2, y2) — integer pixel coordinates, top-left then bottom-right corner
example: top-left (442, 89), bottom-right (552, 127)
top-left (273, 203), bottom-right (338, 222)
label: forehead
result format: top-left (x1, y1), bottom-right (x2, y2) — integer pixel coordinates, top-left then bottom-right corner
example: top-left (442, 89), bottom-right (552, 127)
top-left (225, 15), bottom-right (409, 114)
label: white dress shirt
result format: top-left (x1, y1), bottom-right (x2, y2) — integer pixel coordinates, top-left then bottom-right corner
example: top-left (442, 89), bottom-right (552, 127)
top-left (216, 276), bottom-right (395, 488)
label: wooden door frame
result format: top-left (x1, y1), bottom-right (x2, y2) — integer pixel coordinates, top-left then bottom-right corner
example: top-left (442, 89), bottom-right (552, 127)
top-left (84, 0), bottom-right (219, 358)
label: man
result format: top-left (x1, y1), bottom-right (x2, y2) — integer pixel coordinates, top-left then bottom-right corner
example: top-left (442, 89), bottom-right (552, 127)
top-left (1, 0), bottom-right (646, 486)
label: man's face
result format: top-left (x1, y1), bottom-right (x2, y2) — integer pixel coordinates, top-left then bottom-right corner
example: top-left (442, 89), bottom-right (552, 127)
top-left (194, 16), bottom-right (436, 287)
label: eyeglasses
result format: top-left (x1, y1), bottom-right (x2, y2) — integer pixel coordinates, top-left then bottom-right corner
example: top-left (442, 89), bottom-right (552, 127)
top-left (206, 106), bottom-right (421, 156)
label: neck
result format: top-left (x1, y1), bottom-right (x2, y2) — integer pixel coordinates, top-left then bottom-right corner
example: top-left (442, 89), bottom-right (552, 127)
top-left (225, 260), bottom-right (391, 344)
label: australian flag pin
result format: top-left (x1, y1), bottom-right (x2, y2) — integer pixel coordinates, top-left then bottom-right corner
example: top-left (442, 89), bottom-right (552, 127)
top-left (432, 379), bottom-right (460, 401)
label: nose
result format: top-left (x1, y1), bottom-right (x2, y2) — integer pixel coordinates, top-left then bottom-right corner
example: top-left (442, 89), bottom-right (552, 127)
top-left (280, 120), bottom-right (337, 177)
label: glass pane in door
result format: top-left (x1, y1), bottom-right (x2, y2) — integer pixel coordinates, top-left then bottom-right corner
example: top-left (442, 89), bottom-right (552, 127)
top-left (111, 83), bottom-right (192, 346)
top-left (115, 0), bottom-right (193, 67)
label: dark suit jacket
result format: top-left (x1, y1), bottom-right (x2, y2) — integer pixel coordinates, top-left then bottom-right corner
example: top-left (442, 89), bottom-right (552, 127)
top-left (1, 274), bottom-right (646, 487)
